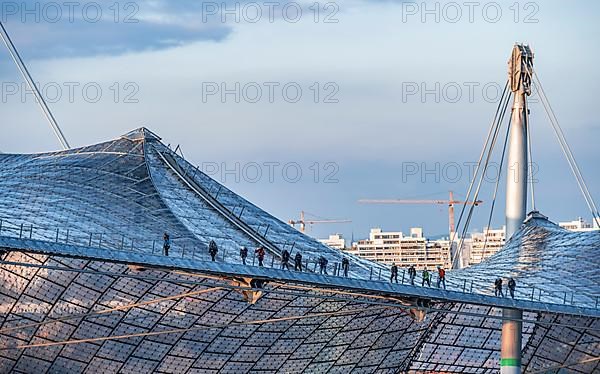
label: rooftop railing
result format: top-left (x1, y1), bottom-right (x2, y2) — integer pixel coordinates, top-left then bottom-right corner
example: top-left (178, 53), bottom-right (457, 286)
top-left (0, 217), bottom-right (597, 310)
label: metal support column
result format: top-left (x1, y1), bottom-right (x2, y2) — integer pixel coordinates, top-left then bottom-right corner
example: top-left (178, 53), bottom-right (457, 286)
top-left (505, 92), bottom-right (529, 239)
top-left (505, 44), bottom-right (533, 240)
top-left (500, 308), bottom-right (522, 374)
top-left (505, 92), bottom-right (528, 239)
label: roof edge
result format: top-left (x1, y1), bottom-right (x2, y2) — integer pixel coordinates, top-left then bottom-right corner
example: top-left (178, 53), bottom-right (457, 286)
top-left (121, 127), bottom-right (162, 142)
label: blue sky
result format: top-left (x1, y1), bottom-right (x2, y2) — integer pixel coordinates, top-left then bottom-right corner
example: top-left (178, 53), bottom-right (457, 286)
top-left (1, 0), bottom-right (599, 240)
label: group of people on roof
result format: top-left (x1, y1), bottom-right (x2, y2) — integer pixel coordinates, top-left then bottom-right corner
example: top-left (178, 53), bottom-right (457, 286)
top-left (162, 232), bottom-right (518, 300)
top-left (495, 277), bottom-right (517, 299)
top-left (389, 264), bottom-right (446, 289)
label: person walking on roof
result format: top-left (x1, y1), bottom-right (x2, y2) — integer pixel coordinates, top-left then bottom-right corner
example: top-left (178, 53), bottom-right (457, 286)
top-left (437, 265), bottom-right (446, 290)
top-left (422, 268), bottom-right (431, 287)
top-left (494, 277), bottom-right (504, 297)
top-left (408, 265), bottom-right (416, 286)
top-left (255, 246), bottom-right (265, 267)
top-left (319, 256), bottom-right (328, 275)
top-left (341, 258), bottom-right (350, 277)
top-left (390, 263), bottom-right (399, 283)
top-left (294, 252), bottom-right (303, 271)
top-left (240, 246), bottom-right (248, 265)
top-left (208, 240), bottom-right (218, 261)
top-left (508, 277), bottom-right (516, 299)
top-left (163, 233), bottom-right (170, 257)
top-left (281, 249), bottom-right (291, 270)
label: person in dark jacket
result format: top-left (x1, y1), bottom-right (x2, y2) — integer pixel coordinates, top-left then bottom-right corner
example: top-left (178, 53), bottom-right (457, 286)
top-left (208, 240), bottom-right (218, 261)
top-left (318, 256), bottom-right (328, 275)
top-left (408, 265), bottom-right (416, 285)
top-left (508, 277), bottom-right (516, 299)
top-left (240, 246), bottom-right (248, 265)
top-left (390, 263), bottom-right (399, 283)
top-left (341, 258), bottom-right (350, 277)
top-left (281, 249), bottom-right (290, 270)
top-left (494, 277), bottom-right (504, 297)
top-left (294, 253), bottom-right (303, 271)
top-left (163, 233), bottom-right (171, 257)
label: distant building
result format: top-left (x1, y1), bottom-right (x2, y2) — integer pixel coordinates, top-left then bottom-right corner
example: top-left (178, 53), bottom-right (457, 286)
top-left (427, 239), bottom-right (453, 268)
top-left (319, 234), bottom-right (346, 250)
top-left (340, 217), bottom-right (596, 270)
top-left (459, 218), bottom-right (599, 266)
top-left (347, 228), bottom-right (450, 269)
top-left (467, 226), bottom-right (506, 266)
top-left (559, 217), bottom-right (599, 232)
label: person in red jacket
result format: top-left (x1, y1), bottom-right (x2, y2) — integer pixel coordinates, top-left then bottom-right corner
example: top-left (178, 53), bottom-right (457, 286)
top-left (255, 246), bottom-right (265, 266)
top-left (437, 265), bottom-right (446, 290)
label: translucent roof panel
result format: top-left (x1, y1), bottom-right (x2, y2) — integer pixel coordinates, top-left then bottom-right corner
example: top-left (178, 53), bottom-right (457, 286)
top-left (0, 128), bottom-right (598, 373)
top-left (0, 128), bottom-right (386, 277)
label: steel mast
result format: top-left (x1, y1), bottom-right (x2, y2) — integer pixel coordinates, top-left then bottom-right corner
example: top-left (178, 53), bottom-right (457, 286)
top-left (501, 43), bottom-right (534, 374)
top-left (505, 44), bottom-right (533, 240)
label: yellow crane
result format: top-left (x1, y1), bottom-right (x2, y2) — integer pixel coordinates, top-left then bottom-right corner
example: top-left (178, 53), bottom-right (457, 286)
top-left (288, 211), bottom-right (351, 233)
top-left (358, 191), bottom-right (482, 236)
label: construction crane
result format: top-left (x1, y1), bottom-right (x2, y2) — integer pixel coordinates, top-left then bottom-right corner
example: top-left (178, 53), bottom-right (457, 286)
top-left (288, 211), bottom-right (351, 233)
top-left (358, 191), bottom-right (483, 237)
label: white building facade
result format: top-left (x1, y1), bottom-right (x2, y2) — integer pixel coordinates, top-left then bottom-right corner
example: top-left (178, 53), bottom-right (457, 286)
top-left (342, 217), bottom-right (596, 270)
top-left (319, 234), bottom-right (346, 250)
top-left (347, 228), bottom-right (451, 270)
top-left (559, 217), bottom-right (600, 232)
top-left (467, 226), bottom-right (506, 266)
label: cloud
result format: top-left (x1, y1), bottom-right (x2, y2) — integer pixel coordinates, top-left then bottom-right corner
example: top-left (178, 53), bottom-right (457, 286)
top-left (0, 0), bottom-right (233, 59)
top-left (0, 0), bottom-right (343, 61)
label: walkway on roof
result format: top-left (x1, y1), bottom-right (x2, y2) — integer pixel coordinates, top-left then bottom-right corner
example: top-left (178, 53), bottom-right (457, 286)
top-left (1, 235), bottom-right (598, 319)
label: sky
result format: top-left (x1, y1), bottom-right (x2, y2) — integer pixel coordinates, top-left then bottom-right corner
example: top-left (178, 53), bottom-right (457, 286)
top-left (1, 0), bottom-right (599, 241)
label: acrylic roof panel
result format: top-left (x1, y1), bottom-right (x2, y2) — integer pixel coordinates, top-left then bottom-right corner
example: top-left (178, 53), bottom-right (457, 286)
top-left (449, 212), bottom-right (600, 308)
top-left (0, 128), bottom-right (599, 373)
top-left (1, 252), bottom-right (598, 373)
top-left (0, 128), bottom-right (384, 277)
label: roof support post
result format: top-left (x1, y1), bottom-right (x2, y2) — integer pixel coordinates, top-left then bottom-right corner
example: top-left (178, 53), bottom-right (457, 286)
top-left (500, 308), bottom-right (522, 374)
top-left (505, 91), bottom-right (528, 239)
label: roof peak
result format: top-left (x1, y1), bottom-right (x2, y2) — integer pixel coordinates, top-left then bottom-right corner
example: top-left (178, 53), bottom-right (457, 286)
top-left (122, 127), bottom-right (162, 142)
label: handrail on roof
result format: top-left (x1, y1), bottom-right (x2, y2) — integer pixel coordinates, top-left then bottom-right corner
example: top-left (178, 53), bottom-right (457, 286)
top-left (155, 149), bottom-right (283, 258)
top-left (1, 216), bottom-right (598, 312)
top-left (1, 234), bottom-right (598, 318)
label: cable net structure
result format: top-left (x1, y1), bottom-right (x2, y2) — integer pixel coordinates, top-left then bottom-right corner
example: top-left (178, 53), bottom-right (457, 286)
top-left (0, 128), bottom-right (598, 373)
